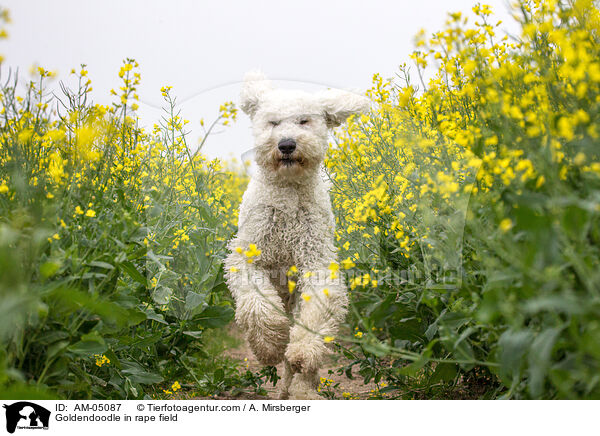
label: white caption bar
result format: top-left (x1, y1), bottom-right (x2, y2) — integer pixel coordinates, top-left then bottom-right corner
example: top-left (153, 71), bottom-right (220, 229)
top-left (0, 400), bottom-right (596, 435)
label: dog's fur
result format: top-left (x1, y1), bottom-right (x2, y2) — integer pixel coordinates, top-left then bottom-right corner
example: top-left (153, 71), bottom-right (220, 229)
top-left (224, 71), bottom-right (369, 399)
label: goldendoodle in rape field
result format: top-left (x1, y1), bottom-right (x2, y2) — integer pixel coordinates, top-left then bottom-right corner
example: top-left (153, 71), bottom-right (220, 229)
top-left (225, 71), bottom-right (369, 399)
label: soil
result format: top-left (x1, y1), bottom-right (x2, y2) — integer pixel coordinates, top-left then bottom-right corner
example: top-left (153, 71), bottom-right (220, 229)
top-left (194, 325), bottom-right (378, 400)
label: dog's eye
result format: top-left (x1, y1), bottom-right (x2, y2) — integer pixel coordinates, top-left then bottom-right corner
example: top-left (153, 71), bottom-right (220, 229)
top-left (299, 119), bottom-right (309, 125)
top-left (269, 120), bottom-right (280, 127)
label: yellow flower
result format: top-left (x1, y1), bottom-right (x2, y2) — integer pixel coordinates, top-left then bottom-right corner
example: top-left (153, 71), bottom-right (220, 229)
top-left (557, 117), bottom-right (575, 141)
top-left (574, 152), bottom-right (586, 166)
top-left (354, 331), bottom-right (363, 338)
top-left (94, 354), bottom-right (110, 367)
top-left (244, 243), bottom-right (262, 261)
top-left (18, 128), bottom-right (34, 143)
top-left (323, 336), bottom-right (335, 343)
top-left (499, 218), bottom-right (513, 232)
top-left (484, 135), bottom-right (498, 146)
top-left (301, 293), bottom-right (311, 302)
top-left (85, 209), bottom-right (96, 217)
top-left (341, 258), bottom-right (356, 269)
top-left (535, 175), bottom-right (546, 188)
top-left (229, 267), bottom-right (239, 273)
top-left (322, 288), bottom-right (330, 297)
top-left (75, 206), bottom-right (84, 215)
top-left (288, 280), bottom-right (296, 294)
top-left (47, 152), bottom-right (65, 183)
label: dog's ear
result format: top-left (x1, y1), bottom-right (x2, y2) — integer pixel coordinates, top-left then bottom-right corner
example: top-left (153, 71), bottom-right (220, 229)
top-left (318, 89), bottom-right (370, 128)
top-left (240, 70), bottom-right (273, 118)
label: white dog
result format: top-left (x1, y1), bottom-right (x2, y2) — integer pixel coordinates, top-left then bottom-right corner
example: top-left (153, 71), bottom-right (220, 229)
top-left (225, 71), bottom-right (369, 399)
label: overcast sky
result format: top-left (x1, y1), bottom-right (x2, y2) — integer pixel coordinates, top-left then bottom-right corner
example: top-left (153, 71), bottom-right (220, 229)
top-left (2, 0), bottom-right (516, 161)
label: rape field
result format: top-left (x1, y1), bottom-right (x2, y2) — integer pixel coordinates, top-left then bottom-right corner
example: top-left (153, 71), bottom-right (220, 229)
top-left (1, 0), bottom-right (600, 400)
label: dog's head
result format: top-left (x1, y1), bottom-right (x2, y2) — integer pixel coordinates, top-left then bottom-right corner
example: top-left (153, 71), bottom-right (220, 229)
top-left (240, 71), bottom-right (370, 181)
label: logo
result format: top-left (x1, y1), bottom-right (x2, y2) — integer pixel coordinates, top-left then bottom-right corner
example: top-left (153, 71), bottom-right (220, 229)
top-left (2, 402), bottom-right (50, 434)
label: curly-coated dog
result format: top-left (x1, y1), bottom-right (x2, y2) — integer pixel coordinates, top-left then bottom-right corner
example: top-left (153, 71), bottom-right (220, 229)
top-left (225, 71), bottom-right (369, 399)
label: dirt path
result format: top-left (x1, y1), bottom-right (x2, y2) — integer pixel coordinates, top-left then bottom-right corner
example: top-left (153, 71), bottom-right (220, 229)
top-left (214, 326), bottom-right (378, 400)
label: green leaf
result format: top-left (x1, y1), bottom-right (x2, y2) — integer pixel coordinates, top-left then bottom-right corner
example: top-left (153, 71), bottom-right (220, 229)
top-left (126, 309), bottom-right (147, 327)
top-left (130, 332), bottom-right (163, 348)
top-left (430, 363), bottom-right (458, 383)
top-left (120, 261), bottom-right (147, 286)
top-left (194, 305), bottom-right (234, 329)
top-left (523, 295), bottom-right (584, 315)
top-left (68, 331), bottom-right (107, 357)
top-left (152, 286), bottom-right (172, 305)
top-left (103, 348), bottom-right (122, 370)
top-left (362, 341), bottom-right (390, 357)
top-left (35, 330), bottom-right (69, 346)
top-left (528, 327), bottom-right (562, 397)
top-left (185, 291), bottom-right (205, 311)
top-left (0, 385), bottom-right (58, 400)
top-left (87, 260), bottom-right (115, 270)
top-left (214, 368), bottom-right (225, 382)
top-left (122, 369), bottom-right (163, 385)
top-left (438, 325), bottom-right (475, 369)
top-left (397, 340), bottom-right (436, 376)
top-left (48, 286), bottom-right (131, 326)
top-left (47, 340), bottom-right (70, 360)
top-left (498, 329), bottom-right (533, 385)
top-left (141, 306), bottom-right (168, 324)
top-left (397, 354), bottom-right (429, 376)
top-left (121, 360), bottom-right (164, 385)
top-left (40, 261), bottom-right (60, 278)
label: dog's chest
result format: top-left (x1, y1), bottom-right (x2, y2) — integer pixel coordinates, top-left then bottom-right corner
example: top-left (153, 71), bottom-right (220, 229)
top-left (249, 203), bottom-right (331, 268)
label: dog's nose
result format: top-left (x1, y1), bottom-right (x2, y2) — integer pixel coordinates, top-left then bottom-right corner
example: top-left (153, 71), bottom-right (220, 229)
top-left (278, 138), bottom-right (296, 154)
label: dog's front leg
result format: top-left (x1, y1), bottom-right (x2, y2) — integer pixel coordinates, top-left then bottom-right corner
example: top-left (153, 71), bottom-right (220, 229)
top-left (277, 358), bottom-right (294, 399)
top-left (285, 265), bottom-right (348, 377)
top-left (225, 253), bottom-right (290, 366)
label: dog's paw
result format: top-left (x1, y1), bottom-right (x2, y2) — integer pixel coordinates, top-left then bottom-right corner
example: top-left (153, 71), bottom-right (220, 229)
top-left (289, 389), bottom-right (322, 400)
top-left (277, 390), bottom-right (290, 400)
top-left (288, 373), bottom-right (321, 400)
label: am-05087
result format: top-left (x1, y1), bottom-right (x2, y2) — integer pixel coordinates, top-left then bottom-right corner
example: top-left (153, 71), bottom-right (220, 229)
top-left (73, 404), bottom-right (122, 412)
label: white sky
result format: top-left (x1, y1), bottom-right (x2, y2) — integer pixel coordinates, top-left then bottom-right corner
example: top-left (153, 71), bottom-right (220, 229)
top-left (2, 0), bottom-right (516, 161)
